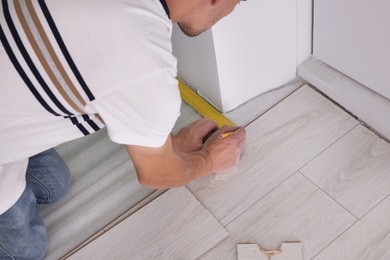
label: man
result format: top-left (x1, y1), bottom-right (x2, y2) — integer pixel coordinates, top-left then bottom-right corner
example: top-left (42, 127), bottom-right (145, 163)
top-left (0, 0), bottom-right (246, 258)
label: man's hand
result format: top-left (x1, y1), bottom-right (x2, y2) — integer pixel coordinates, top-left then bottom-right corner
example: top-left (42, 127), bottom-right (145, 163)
top-left (201, 125), bottom-right (246, 173)
top-left (172, 118), bottom-right (246, 173)
top-left (126, 119), bottom-right (246, 189)
top-left (172, 119), bottom-right (218, 153)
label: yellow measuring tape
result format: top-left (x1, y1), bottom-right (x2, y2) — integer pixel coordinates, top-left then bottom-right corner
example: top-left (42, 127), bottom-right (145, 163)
top-left (178, 79), bottom-right (236, 128)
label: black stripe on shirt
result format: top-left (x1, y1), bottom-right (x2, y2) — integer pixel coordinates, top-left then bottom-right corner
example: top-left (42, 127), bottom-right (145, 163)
top-left (2, 0), bottom-right (73, 116)
top-left (82, 114), bottom-right (101, 132)
top-left (65, 115), bottom-right (91, 136)
top-left (0, 24), bottom-right (61, 116)
top-left (1, 23), bottom-right (94, 136)
top-left (38, 0), bottom-right (96, 102)
top-left (66, 115), bottom-right (102, 136)
top-left (159, 0), bottom-right (170, 18)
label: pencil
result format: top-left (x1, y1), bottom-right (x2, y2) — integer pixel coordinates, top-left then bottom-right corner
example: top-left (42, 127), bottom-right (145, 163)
top-left (219, 132), bottom-right (234, 139)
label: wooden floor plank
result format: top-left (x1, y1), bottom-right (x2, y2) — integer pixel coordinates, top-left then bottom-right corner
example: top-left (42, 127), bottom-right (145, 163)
top-left (314, 195), bottom-right (390, 260)
top-left (301, 125), bottom-right (390, 218)
top-left (187, 85), bottom-right (358, 226)
top-left (68, 187), bottom-right (228, 260)
top-left (199, 173), bottom-right (356, 259)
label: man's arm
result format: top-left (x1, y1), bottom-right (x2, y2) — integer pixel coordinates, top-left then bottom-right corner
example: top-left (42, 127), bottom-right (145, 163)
top-left (126, 119), bottom-right (246, 189)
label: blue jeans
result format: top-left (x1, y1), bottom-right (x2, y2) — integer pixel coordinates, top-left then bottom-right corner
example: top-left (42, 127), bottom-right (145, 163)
top-left (0, 149), bottom-right (71, 260)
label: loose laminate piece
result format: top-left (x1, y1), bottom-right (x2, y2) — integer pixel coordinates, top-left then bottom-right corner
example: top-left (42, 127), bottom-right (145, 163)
top-left (237, 244), bottom-right (266, 260)
top-left (68, 187), bottom-right (228, 260)
top-left (187, 85), bottom-right (358, 226)
top-left (238, 243), bottom-right (303, 260)
top-left (301, 124), bottom-right (390, 218)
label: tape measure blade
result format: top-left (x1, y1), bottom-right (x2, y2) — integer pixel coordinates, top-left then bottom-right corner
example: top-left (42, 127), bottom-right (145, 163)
top-left (178, 80), bottom-right (236, 128)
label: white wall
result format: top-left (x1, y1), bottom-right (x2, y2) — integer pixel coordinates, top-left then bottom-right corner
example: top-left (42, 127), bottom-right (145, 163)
top-left (173, 0), bottom-right (312, 112)
top-left (297, 0), bottom-right (313, 64)
top-left (314, 0), bottom-right (390, 99)
top-left (171, 27), bottom-right (222, 108)
top-left (212, 0), bottom-right (297, 112)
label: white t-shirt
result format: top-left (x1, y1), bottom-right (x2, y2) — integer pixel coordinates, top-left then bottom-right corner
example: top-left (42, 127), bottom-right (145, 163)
top-left (0, 0), bottom-right (181, 214)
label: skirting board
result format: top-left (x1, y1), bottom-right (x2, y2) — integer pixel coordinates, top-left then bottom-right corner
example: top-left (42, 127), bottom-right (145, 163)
top-left (298, 57), bottom-right (390, 141)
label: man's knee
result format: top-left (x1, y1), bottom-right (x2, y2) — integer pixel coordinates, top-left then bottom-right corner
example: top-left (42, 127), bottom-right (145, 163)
top-left (27, 148), bottom-right (72, 205)
top-left (44, 151), bottom-right (71, 204)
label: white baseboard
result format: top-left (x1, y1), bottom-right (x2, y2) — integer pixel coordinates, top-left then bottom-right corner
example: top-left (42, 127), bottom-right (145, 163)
top-left (298, 57), bottom-right (390, 141)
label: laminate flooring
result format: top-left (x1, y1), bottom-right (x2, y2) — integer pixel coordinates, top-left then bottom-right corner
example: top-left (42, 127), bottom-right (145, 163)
top-left (69, 187), bottom-right (228, 259)
top-left (43, 84), bottom-right (390, 259)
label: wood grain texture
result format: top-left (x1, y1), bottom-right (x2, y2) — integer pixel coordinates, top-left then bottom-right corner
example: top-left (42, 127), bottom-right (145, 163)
top-left (68, 187), bottom-right (228, 260)
top-left (199, 173), bottom-right (356, 259)
top-left (187, 85), bottom-right (358, 226)
top-left (40, 129), bottom-right (156, 260)
top-left (301, 125), bottom-right (390, 218)
top-left (61, 189), bottom-right (170, 259)
top-left (314, 195), bottom-right (390, 260)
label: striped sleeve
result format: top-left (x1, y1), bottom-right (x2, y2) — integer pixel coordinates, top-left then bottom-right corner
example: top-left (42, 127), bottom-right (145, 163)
top-left (0, 0), bottom-right (103, 136)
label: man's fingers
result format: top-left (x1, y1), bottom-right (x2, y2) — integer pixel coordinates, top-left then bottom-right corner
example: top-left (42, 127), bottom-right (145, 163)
top-left (202, 127), bottom-right (218, 144)
top-left (198, 119), bottom-right (218, 133)
top-left (191, 119), bottom-right (219, 143)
